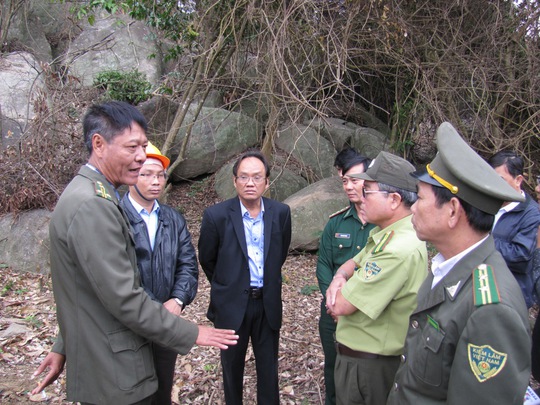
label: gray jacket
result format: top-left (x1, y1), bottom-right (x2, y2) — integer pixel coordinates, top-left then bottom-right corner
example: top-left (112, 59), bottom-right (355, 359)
top-left (50, 166), bottom-right (198, 404)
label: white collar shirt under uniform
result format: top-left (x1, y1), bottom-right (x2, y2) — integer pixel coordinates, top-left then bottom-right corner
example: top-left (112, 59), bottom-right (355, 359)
top-left (128, 193), bottom-right (160, 250)
top-left (240, 200), bottom-right (265, 288)
top-left (492, 191), bottom-right (523, 228)
top-left (431, 235), bottom-right (489, 289)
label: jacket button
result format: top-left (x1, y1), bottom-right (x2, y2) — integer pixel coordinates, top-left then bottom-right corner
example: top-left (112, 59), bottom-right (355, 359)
top-left (401, 354), bottom-right (406, 363)
top-left (393, 382), bottom-right (399, 391)
top-left (411, 320), bottom-right (419, 329)
top-left (339, 244), bottom-right (343, 249)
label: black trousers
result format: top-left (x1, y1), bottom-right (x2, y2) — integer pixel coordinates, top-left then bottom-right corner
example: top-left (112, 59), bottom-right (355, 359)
top-left (319, 300), bottom-right (337, 405)
top-left (151, 343), bottom-right (178, 405)
top-left (220, 296), bottom-right (280, 405)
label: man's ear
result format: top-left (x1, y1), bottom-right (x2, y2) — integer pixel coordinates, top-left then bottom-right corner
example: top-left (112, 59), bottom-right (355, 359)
top-left (447, 197), bottom-right (462, 229)
top-left (92, 134), bottom-right (105, 156)
top-left (515, 174), bottom-right (524, 189)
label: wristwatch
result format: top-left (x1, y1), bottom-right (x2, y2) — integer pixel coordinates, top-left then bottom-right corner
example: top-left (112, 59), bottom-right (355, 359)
top-left (174, 298), bottom-right (183, 308)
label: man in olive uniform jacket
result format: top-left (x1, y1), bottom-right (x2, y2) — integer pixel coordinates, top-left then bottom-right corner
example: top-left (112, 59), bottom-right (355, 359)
top-left (31, 102), bottom-right (237, 404)
top-left (326, 151), bottom-right (428, 405)
top-left (387, 122), bottom-right (531, 405)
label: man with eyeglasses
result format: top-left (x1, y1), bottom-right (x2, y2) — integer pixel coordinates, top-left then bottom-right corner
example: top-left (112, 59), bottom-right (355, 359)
top-left (317, 148), bottom-right (374, 405)
top-left (387, 123), bottom-right (530, 404)
top-left (30, 102), bottom-right (238, 404)
top-left (326, 151), bottom-right (428, 405)
top-left (199, 149), bottom-right (291, 404)
top-left (120, 142), bottom-right (199, 405)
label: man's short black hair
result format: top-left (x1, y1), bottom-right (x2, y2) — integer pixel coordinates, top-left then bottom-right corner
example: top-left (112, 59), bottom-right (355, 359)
top-left (335, 147), bottom-right (371, 174)
top-left (487, 150), bottom-right (524, 178)
top-left (432, 184), bottom-right (494, 233)
top-left (83, 101), bottom-right (148, 153)
top-left (232, 149), bottom-right (270, 178)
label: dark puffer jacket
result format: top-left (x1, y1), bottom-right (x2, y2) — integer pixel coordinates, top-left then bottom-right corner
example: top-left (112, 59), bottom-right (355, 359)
top-left (492, 192), bottom-right (540, 307)
top-left (121, 194), bottom-right (198, 305)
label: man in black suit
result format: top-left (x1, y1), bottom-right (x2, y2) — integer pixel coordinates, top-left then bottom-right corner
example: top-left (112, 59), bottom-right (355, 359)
top-left (199, 150), bottom-right (292, 405)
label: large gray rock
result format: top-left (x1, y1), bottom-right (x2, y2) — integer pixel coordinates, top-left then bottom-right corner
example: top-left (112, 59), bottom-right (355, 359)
top-left (350, 127), bottom-right (389, 158)
top-left (7, 0), bottom-right (76, 63)
top-left (139, 96), bottom-right (179, 138)
top-left (168, 106), bottom-right (261, 180)
top-left (276, 123), bottom-right (336, 181)
top-left (214, 161), bottom-right (308, 202)
top-left (0, 210), bottom-right (51, 274)
top-left (1, 114), bottom-right (24, 150)
top-left (284, 177), bottom-right (348, 251)
top-left (64, 14), bottom-right (161, 86)
top-left (307, 117), bottom-right (360, 151)
top-left (0, 52), bottom-right (45, 129)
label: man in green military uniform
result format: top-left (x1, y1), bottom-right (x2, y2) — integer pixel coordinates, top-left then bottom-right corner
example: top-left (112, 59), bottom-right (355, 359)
top-left (317, 149), bottom-right (374, 405)
top-left (326, 151), bottom-right (428, 405)
top-left (387, 122), bottom-right (531, 405)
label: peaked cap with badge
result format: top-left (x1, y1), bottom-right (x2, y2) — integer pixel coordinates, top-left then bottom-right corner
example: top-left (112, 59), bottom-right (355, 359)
top-left (412, 122), bottom-right (524, 215)
top-left (349, 151), bottom-right (418, 192)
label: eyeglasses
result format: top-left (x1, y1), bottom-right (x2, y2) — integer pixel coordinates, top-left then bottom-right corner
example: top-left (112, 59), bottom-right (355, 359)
top-left (139, 172), bottom-right (167, 181)
top-left (362, 188), bottom-right (389, 198)
top-left (235, 175), bottom-right (266, 184)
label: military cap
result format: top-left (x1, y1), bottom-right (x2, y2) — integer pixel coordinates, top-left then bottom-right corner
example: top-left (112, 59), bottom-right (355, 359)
top-left (412, 122), bottom-right (524, 215)
top-left (350, 151), bottom-right (417, 192)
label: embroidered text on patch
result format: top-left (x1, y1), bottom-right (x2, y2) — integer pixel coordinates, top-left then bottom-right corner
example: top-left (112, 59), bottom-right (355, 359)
top-left (467, 343), bottom-right (507, 382)
top-left (363, 262), bottom-right (382, 280)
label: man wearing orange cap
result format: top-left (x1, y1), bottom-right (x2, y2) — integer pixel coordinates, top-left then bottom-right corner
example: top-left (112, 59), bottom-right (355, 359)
top-left (120, 142), bottom-right (199, 405)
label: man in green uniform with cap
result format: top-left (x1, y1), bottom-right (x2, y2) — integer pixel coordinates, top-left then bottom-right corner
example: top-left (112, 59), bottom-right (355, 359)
top-left (326, 151), bottom-right (428, 405)
top-left (387, 122), bottom-right (531, 405)
top-left (317, 149), bottom-right (375, 405)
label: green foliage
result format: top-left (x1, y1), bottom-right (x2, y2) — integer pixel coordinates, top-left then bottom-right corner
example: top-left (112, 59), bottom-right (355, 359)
top-left (300, 284), bottom-right (319, 296)
top-left (93, 70), bottom-right (152, 104)
top-left (24, 315), bottom-right (43, 329)
top-left (203, 363), bottom-right (217, 372)
top-left (1, 279), bottom-right (14, 297)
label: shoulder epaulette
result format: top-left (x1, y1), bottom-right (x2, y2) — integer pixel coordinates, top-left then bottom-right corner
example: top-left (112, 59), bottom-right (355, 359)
top-left (94, 181), bottom-right (113, 201)
top-left (473, 264), bottom-right (501, 307)
top-left (329, 206), bottom-right (350, 218)
top-left (371, 230), bottom-right (394, 254)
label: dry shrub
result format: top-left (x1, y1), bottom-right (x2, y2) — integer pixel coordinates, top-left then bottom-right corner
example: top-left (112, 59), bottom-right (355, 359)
top-left (0, 77), bottom-right (100, 215)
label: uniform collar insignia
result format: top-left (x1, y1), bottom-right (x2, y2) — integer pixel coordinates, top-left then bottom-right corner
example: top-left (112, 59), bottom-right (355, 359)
top-left (445, 281), bottom-right (461, 299)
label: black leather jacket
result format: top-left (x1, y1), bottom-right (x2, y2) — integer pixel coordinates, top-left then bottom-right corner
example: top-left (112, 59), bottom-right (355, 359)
top-left (121, 194), bottom-right (198, 305)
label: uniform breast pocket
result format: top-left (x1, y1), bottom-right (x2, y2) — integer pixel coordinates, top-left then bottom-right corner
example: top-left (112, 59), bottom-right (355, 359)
top-left (107, 329), bottom-right (155, 391)
top-left (410, 321), bottom-right (446, 387)
top-left (332, 236), bottom-right (355, 263)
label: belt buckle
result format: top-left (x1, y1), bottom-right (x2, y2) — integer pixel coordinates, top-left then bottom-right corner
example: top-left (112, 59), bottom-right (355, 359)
top-left (249, 287), bottom-right (262, 299)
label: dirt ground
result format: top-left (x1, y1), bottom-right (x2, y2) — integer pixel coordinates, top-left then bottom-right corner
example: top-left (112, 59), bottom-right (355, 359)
top-left (0, 181), bottom-right (325, 404)
top-left (1, 180), bottom-right (539, 404)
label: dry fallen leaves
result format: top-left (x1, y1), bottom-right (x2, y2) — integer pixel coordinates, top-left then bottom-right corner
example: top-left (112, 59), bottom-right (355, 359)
top-left (0, 182), bottom-right (326, 404)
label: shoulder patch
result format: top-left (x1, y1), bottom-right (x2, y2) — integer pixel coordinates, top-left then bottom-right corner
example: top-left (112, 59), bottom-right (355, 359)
top-left (468, 343), bottom-right (507, 382)
top-left (94, 181), bottom-right (113, 201)
top-left (371, 230), bottom-right (394, 254)
top-left (363, 261), bottom-right (382, 280)
top-left (329, 206), bottom-right (350, 218)
top-left (473, 264), bottom-right (501, 307)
